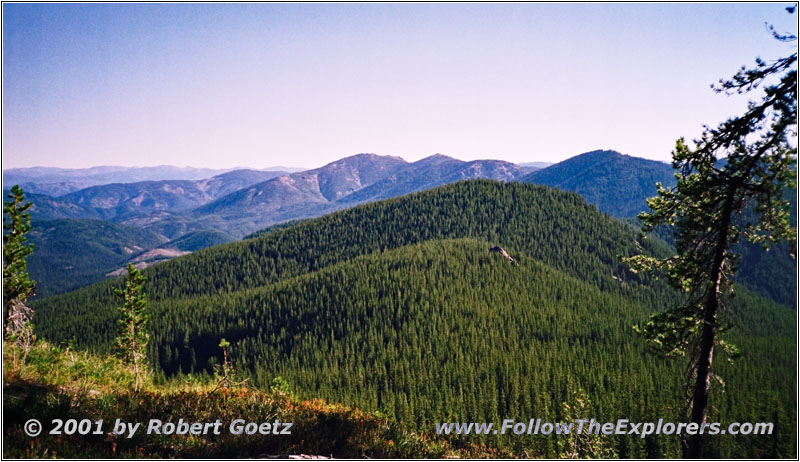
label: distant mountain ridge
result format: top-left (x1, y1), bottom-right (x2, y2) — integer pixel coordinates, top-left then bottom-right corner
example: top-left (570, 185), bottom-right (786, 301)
top-left (195, 153), bottom-right (531, 236)
top-left (2, 165), bottom-right (296, 196)
top-left (194, 154), bottom-right (407, 223)
top-left (4, 165), bottom-right (232, 183)
top-left (12, 149), bottom-right (795, 311)
top-left (519, 161), bottom-right (553, 169)
top-left (520, 149), bottom-right (676, 217)
top-left (23, 169), bottom-right (286, 223)
top-left (339, 155), bottom-right (526, 204)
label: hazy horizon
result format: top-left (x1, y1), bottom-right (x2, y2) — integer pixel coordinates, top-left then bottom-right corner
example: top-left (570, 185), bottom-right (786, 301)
top-left (3, 149), bottom-right (675, 173)
top-left (3, 3), bottom-right (797, 169)
top-left (0, 152), bottom-right (544, 172)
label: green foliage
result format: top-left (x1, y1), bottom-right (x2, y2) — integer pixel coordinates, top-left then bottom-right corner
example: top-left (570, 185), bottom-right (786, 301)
top-left (557, 388), bottom-right (618, 458)
top-left (626, 51), bottom-right (796, 362)
top-left (26, 218), bottom-right (166, 298)
top-left (114, 264), bottom-right (150, 392)
top-left (3, 185), bottom-right (36, 328)
top-left (3, 341), bottom-right (500, 459)
top-left (270, 376), bottom-right (293, 397)
top-left (624, 39), bottom-right (796, 457)
top-left (31, 181), bottom-right (796, 457)
top-left (620, 205), bottom-right (798, 310)
top-left (162, 229), bottom-right (234, 252)
top-left (5, 340), bottom-right (138, 393)
top-left (212, 337), bottom-right (248, 391)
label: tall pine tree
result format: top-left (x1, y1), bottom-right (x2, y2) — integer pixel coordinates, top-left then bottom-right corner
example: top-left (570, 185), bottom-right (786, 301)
top-left (625, 15), bottom-right (797, 458)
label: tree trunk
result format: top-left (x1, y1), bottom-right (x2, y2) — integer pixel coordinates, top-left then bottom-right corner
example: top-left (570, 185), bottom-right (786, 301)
top-left (685, 192), bottom-right (735, 458)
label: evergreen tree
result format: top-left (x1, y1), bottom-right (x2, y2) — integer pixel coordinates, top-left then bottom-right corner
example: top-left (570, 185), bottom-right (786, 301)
top-left (625, 19), bottom-right (796, 458)
top-left (3, 185), bottom-right (36, 338)
top-left (115, 263), bottom-right (149, 392)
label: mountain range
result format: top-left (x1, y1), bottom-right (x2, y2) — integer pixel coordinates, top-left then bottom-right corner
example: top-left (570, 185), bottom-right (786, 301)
top-left (4, 149), bottom-right (795, 308)
top-left (14, 153), bottom-right (538, 241)
top-left (193, 154), bottom-right (532, 236)
top-left (2, 165), bottom-right (305, 196)
top-left (31, 180), bottom-right (796, 458)
top-left (6, 151), bottom-right (796, 458)
top-left (59, 169), bottom-right (287, 221)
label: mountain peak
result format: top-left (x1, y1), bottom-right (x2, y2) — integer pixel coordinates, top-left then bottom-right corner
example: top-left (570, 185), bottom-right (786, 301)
top-left (575, 149), bottom-right (625, 160)
top-left (321, 153), bottom-right (407, 168)
top-left (520, 149), bottom-right (675, 217)
top-left (414, 154), bottom-right (458, 165)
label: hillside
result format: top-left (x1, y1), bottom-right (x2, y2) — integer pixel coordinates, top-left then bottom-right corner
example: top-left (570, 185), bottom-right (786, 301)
top-left (4, 341), bottom-right (496, 459)
top-left (27, 219), bottom-right (167, 298)
top-left (34, 181), bottom-right (673, 314)
top-left (620, 187), bottom-right (798, 309)
top-left (158, 229), bottom-right (236, 252)
top-left (11, 170), bottom-right (291, 290)
top-left (32, 181), bottom-right (796, 458)
top-left (25, 192), bottom-right (104, 221)
top-left (25, 221), bottom-right (239, 298)
top-left (623, 221), bottom-right (798, 310)
top-left (200, 169), bottom-right (289, 198)
top-left (520, 150), bottom-right (676, 217)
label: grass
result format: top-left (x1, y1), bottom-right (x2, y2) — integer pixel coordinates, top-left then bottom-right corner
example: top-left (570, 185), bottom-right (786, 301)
top-left (3, 341), bottom-right (508, 459)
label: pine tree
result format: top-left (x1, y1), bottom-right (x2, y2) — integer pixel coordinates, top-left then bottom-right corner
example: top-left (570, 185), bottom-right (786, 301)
top-left (115, 263), bottom-right (149, 392)
top-left (3, 185), bottom-right (36, 338)
top-left (625, 16), bottom-right (796, 458)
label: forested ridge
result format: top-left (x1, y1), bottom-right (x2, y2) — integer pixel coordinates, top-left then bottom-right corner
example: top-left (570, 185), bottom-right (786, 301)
top-left (32, 180), bottom-right (796, 458)
top-left (520, 150), bottom-right (678, 218)
top-left (27, 219), bottom-right (167, 298)
top-left (35, 181), bottom-right (673, 350)
top-left (18, 153), bottom-right (794, 308)
top-left (34, 181), bottom-right (671, 305)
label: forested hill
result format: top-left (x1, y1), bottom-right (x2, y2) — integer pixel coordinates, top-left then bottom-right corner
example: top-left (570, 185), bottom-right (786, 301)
top-left (520, 150), bottom-right (676, 217)
top-left (26, 219), bottom-right (167, 298)
top-left (31, 180), bottom-right (796, 458)
top-left (33, 180), bottom-right (672, 319)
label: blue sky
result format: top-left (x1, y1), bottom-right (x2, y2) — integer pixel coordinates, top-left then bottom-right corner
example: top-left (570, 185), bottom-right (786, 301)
top-left (2, 3), bottom-right (797, 169)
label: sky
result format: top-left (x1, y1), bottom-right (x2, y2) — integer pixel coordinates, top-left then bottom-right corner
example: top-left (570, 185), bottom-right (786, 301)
top-left (2, 3), bottom-right (797, 170)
